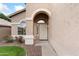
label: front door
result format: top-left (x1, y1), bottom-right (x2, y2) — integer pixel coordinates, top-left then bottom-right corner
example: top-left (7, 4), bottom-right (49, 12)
top-left (38, 23), bottom-right (47, 40)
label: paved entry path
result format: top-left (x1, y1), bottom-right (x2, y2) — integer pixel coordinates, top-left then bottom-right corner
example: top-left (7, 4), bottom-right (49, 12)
top-left (35, 41), bottom-right (57, 56)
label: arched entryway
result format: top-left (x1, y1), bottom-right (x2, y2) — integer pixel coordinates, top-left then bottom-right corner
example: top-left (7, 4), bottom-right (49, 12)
top-left (33, 12), bottom-right (49, 42)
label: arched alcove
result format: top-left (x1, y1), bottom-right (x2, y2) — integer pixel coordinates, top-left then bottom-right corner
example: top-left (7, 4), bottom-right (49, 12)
top-left (33, 11), bottom-right (49, 41)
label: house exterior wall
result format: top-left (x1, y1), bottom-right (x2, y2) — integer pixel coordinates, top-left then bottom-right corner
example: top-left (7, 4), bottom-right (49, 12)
top-left (0, 27), bottom-right (11, 39)
top-left (11, 11), bottom-right (26, 23)
top-left (49, 4), bottom-right (79, 56)
top-left (11, 24), bottom-right (18, 35)
top-left (26, 3), bottom-right (52, 37)
top-left (11, 3), bottom-right (79, 55)
top-left (11, 11), bottom-right (26, 35)
top-left (26, 3), bottom-right (52, 18)
top-left (26, 3), bottom-right (79, 55)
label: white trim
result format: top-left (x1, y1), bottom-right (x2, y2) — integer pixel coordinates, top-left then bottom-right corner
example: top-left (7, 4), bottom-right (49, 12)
top-left (31, 8), bottom-right (51, 19)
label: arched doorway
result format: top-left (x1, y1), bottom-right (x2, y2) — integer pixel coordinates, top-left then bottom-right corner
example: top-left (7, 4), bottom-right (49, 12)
top-left (33, 12), bottom-right (49, 42)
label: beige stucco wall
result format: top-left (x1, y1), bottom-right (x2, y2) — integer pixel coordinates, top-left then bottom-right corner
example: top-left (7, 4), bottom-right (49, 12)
top-left (26, 3), bottom-right (79, 55)
top-left (26, 20), bottom-right (33, 35)
top-left (11, 24), bottom-right (18, 35)
top-left (11, 3), bottom-right (79, 55)
top-left (0, 27), bottom-right (11, 39)
top-left (11, 11), bottom-right (26, 23)
top-left (49, 4), bottom-right (79, 55)
top-left (26, 3), bottom-right (52, 36)
top-left (26, 3), bottom-right (52, 18)
top-left (11, 11), bottom-right (26, 35)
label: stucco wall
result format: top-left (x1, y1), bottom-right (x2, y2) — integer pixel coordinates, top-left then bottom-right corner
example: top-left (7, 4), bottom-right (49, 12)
top-left (11, 3), bottom-right (79, 55)
top-left (26, 3), bottom-right (52, 36)
top-left (11, 11), bottom-right (26, 35)
top-left (11, 24), bottom-right (18, 35)
top-left (26, 3), bottom-right (52, 18)
top-left (11, 11), bottom-right (26, 23)
top-left (26, 20), bottom-right (33, 35)
top-left (26, 3), bottom-right (79, 55)
top-left (0, 27), bottom-right (11, 39)
top-left (48, 3), bottom-right (79, 55)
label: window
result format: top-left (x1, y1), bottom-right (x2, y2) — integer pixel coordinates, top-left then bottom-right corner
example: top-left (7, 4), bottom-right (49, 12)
top-left (18, 21), bottom-right (26, 35)
top-left (37, 20), bottom-right (45, 23)
top-left (18, 27), bottom-right (26, 35)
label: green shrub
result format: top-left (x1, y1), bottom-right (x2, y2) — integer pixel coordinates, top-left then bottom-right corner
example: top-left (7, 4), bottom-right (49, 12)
top-left (3, 36), bottom-right (14, 43)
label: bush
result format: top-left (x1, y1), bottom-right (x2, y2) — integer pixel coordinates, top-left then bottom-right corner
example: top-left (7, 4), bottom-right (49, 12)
top-left (3, 36), bottom-right (14, 43)
top-left (15, 36), bottom-right (25, 43)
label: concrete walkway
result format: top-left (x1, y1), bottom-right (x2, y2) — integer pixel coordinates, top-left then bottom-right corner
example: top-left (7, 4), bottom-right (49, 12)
top-left (35, 41), bottom-right (57, 56)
